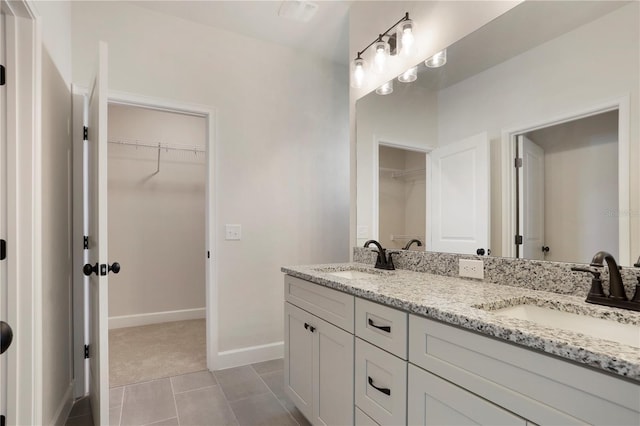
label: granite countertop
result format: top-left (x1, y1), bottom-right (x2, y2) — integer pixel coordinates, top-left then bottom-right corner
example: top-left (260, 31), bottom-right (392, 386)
top-left (281, 262), bottom-right (640, 382)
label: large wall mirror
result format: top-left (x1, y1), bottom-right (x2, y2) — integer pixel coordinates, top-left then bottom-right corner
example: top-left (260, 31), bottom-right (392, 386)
top-left (356, 1), bottom-right (639, 266)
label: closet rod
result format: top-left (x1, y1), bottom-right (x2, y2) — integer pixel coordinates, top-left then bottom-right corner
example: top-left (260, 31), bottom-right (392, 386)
top-left (108, 138), bottom-right (205, 153)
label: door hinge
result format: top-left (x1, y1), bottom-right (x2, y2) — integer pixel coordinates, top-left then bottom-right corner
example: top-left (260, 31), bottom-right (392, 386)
top-left (515, 235), bottom-right (523, 245)
top-left (0, 239), bottom-right (6, 260)
top-left (207, 251), bottom-right (210, 259)
top-left (83, 126), bottom-right (88, 140)
top-left (0, 64), bottom-right (5, 86)
top-left (83, 236), bottom-right (89, 250)
top-left (514, 158), bottom-right (523, 168)
top-left (84, 344), bottom-right (90, 359)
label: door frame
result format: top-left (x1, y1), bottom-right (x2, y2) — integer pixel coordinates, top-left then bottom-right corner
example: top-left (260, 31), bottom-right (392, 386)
top-left (500, 96), bottom-right (630, 264)
top-left (1, 0), bottom-right (43, 424)
top-left (370, 134), bottom-right (431, 246)
top-left (71, 89), bottom-right (218, 397)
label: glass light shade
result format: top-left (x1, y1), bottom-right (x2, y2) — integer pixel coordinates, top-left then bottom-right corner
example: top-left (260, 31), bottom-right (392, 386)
top-left (425, 49), bottom-right (447, 68)
top-left (351, 57), bottom-right (366, 89)
top-left (398, 66), bottom-right (417, 83)
top-left (398, 20), bottom-right (415, 57)
top-left (373, 40), bottom-right (390, 74)
top-left (376, 80), bottom-right (393, 95)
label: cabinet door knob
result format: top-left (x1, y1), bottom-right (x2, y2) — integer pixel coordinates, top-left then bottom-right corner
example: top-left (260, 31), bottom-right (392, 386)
top-left (368, 376), bottom-right (391, 396)
top-left (304, 323), bottom-right (309, 330)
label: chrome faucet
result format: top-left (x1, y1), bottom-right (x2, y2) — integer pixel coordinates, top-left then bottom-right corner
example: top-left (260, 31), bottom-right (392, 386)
top-left (403, 239), bottom-right (423, 250)
top-left (571, 251), bottom-right (640, 312)
top-left (364, 240), bottom-right (396, 270)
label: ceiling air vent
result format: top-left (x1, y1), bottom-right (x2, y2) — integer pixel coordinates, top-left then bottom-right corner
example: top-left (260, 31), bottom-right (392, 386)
top-left (278, 1), bottom-right (319, 23)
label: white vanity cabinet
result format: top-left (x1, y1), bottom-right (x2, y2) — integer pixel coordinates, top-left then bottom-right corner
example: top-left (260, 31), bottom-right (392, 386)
top-left (284, 275), bottom-right (355, 425)
top-left (409, 315), bottom-right (640, 425)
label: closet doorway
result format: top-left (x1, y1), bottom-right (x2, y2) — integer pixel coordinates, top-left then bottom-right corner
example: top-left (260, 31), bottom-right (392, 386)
top-left (106, 103), bottom-right (208, 387)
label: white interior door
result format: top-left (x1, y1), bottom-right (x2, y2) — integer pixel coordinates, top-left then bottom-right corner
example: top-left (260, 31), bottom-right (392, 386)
top-left (87, 42), bottom-right (109, 426)
top-left (428, 132), bottom-right (490, 255)
top-left (517, 135), bottom-right (545, 260)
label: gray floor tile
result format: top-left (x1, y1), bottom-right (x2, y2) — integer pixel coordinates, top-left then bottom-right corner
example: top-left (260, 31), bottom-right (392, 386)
top-left (175, 386), bottom-right (238, 426)
top-left (66, 413), bottom-right (93, 426)
top-left (229, 393), bottom-right (297, 426)
top-left (251, 358), bottom-right (284, 375)
top-left (110, 387), bottom-right (124, 408)
top-left (171, 370), bottom-right (217, 394)
top-left (109, 405), bottom-right (122, 426)
top-left (214, 366), bottom-right (271, 402)
top-left (260, 370), bottom-right (285, 399)
top-left (120, 378), bottom-right (177, 426)
top-left (145, 417), bottom-right (179, 426)
top-left (68, 397), bottom-right (91, 418)
top-left (278, 397), bottom-right (311, 426)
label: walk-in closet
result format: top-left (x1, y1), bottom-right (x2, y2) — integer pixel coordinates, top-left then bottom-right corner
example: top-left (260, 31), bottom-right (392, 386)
top-left (106, 104), bottom-right (207, 387)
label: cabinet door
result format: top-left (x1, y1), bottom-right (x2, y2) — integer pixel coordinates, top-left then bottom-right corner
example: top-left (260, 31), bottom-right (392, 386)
top-left (284, 302), bottom-right (314, 422)
top-left (408, 364), bottom-right (526, 425)
top-left (314, 315), bottom-right (354, 426)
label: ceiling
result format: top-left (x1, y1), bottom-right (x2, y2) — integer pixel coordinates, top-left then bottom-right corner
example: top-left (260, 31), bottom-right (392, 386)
top-left (130, 0), bottom-right (352, 65)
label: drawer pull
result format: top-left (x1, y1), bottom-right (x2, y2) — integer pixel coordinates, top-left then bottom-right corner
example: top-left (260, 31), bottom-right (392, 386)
top-left (368, 376), bottom-right (391, 396)
top-left (368, 318), bottom-right (391, 333)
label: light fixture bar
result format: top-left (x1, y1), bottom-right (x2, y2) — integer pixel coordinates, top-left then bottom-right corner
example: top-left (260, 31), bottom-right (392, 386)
top-left (354, 12), bottom-right (410, 60)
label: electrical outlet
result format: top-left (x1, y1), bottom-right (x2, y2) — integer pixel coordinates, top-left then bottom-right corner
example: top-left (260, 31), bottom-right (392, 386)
top-left (459, 259), bottom-right (484, 279)
top-left (225, 224), bottom-right (241, 240)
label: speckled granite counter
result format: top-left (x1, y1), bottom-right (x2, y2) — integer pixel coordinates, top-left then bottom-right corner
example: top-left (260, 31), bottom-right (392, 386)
top-left (281, 262), bottom-right (640, 382)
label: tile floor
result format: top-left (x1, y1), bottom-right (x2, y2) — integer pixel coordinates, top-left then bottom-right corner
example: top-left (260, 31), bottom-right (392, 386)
top-left (65, 359), bottom-right (311, 426)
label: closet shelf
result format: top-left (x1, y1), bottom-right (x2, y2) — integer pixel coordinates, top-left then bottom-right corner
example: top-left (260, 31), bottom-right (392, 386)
top-left (108, 138), bottom-right (205, 154)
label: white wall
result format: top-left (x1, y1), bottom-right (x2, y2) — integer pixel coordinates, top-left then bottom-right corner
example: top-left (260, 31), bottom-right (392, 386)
top-left (71, 1), bottom-right (349, 351)
top-left (107, 104), bottom-right (206, 320)
top-left (437, 3), bottom-right (639, 258)
top-left (31, 0), bottom-right (74, 424)
top-left (528, 111), bottom-right (618, 263)
top-left (349, 1), bottom-right (521, 252)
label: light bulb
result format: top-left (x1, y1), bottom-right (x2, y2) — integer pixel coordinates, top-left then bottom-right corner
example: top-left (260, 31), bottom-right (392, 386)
top-left (425, 49), bottom-right (447, 68)
top-left (399, 20), bottom-right (415, 57)
top-left (351, 57), bottom-right (366, 89)
top-left (398, 66), bottom-right (417, 83)
top-left (376, 80), bottom-right (393, 95)
top-left (373, 40), bottom-right (390, 74)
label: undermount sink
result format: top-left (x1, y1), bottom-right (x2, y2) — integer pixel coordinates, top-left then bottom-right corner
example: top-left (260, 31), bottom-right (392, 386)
top-left (326, 270), bottom-right (380, 279)
top-left (489, 303), bottom-right (640, 349)
top-left (313, 266), bottom-right (389, 280)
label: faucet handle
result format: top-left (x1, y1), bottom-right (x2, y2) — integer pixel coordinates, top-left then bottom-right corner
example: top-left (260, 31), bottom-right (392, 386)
top-left (572, 267), bottom-right (605, 298)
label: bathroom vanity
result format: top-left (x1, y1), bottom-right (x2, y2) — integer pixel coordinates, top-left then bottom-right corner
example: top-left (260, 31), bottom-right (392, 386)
top-left (282, 261), bottom-right (640, 425)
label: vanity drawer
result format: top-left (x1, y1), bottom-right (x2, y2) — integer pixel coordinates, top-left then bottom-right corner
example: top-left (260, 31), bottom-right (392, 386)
top-left (285, 275), bottom-right (354, 332)
top-left (355, 338), bottom-right (407, 425)
top-left (355, 298), bottom-right (407, 359)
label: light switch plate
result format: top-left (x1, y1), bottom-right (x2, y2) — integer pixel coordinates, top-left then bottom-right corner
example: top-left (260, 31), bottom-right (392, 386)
top-left (459, 259), bottom-right (484, 279)
top-left (225, 224), bottom-right (241, 240)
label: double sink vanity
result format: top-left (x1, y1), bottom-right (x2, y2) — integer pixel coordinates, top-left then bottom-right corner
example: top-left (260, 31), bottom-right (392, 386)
top-left (282, 249), bottom-right (640, 425)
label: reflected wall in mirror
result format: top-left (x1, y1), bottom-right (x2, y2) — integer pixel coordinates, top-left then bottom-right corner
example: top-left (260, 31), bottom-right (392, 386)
top-left (356, 1), bottom-right (639, 265)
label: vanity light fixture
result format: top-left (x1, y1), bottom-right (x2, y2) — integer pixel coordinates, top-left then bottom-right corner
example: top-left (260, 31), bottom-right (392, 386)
top-left (398, 66), bottom-right (417, 83)
top-left (376, 80), bottom-right (393, 95)
top-left (425, 49), bottom-right (447, 68)
top-left (350, 12), bottom-right (413, 89)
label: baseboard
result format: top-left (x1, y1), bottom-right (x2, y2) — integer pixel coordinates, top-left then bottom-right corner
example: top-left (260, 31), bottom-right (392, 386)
top-left (109, 308), bottom-right (206, 329)
top-left (216, 341), bottom-right (284, 370)
top-left (51, 380), bottom-right (75, 426)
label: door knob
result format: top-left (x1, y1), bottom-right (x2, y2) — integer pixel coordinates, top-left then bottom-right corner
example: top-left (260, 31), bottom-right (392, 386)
top-left (108, 262), bottom-right (120, 274)
top-left (1, 321), bottom-right (13, 354)
top-left (83, 262), bottom-right (98, 276)
top-left (542, 246), bottom-right (550, 253)
top-left (476, 248), bottom-right (485, 256)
